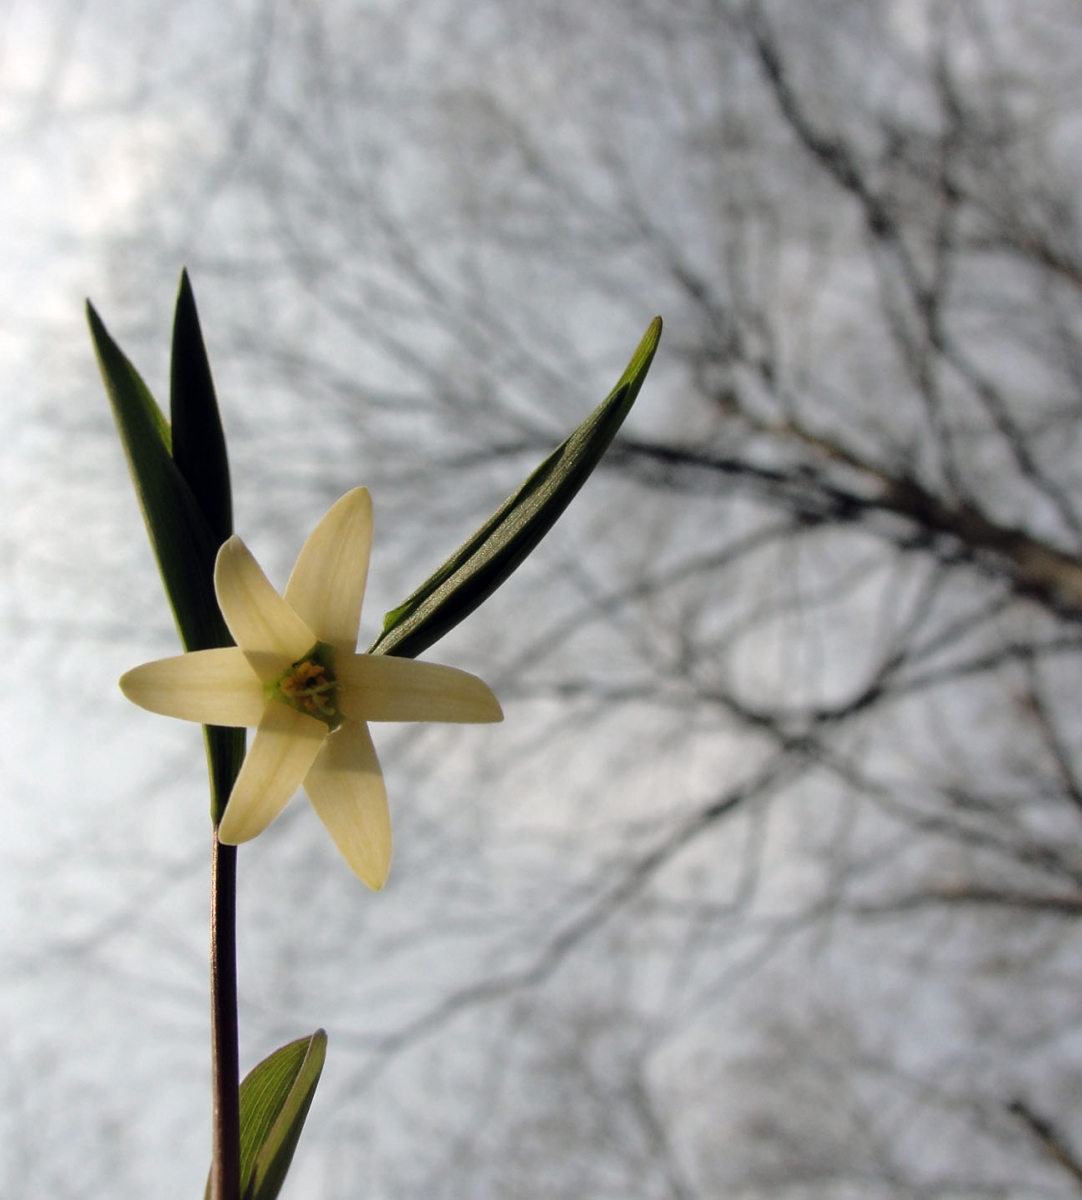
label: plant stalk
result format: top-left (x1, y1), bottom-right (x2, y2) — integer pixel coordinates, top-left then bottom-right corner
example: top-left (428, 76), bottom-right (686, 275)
top-left (210, 833), bottom-right (240, 1200)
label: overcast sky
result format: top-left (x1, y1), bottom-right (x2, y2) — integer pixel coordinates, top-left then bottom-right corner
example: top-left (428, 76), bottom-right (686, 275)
top-left (7, 3), bottom-right (1082, 1197)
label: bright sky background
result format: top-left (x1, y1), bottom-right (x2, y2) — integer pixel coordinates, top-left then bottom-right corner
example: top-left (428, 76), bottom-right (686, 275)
top-left (6, 3), bottom-right (1082, 1197)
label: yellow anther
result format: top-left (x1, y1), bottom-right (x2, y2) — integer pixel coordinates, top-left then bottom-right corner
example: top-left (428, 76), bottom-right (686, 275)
top-left (274, 648), bottom-right (341, 727)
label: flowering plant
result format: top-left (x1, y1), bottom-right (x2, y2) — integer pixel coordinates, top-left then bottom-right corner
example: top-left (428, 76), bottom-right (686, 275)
top-left (89, 272), bottom-right (660, 1199)
top-left (122, 486), bottom-right (502, 888)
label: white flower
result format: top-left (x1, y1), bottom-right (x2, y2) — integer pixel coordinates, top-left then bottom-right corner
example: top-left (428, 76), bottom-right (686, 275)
top-left (120, 488), bottom-right (502, 888)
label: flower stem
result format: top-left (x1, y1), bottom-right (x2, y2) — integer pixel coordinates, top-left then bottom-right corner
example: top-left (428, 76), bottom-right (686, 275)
top-left (210, 832), bottom-right (240, 1200)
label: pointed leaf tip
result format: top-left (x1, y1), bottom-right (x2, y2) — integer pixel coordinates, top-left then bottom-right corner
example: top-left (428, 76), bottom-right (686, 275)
top-left (88, 298), bottom-right (230, 653)
top-left (210, 1029), bottom-right (328, 1200)
top-left (171, 271), bottom-right (234, 545)
top-left (370, 316), bottom-right (662, 658)
top-left (90, 293), bottom-right (243, 821)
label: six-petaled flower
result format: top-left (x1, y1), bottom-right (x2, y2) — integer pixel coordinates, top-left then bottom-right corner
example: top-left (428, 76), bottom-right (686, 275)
top-left (120, 487), bottom-right (502, 889)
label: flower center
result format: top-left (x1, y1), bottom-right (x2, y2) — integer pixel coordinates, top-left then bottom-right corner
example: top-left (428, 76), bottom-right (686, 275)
top-left (271, 643), bottom-right (342, 730)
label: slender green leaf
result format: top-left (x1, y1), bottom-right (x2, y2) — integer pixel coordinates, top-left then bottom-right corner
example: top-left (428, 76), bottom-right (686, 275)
top-left (88, 301), bottom-right (229, 654)
top-left (171, 269), bottom-right (234, 547)
top-left (168, 272), bottom-right (245, 818)
top-left (369, 316), bottom-right (662, 659)
top-left (238, 1030), bottom-right (327, 1200)
top-left (91, 295), bottom-right (244, 821)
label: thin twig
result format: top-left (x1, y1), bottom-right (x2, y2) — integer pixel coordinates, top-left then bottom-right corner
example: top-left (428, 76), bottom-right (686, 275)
top-left (1008, 1098), bottom-right (1082, 1192)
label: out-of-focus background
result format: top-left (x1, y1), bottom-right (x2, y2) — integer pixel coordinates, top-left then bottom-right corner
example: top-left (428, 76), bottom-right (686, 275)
top-left (5, 0), bottom-right (1082, 1195)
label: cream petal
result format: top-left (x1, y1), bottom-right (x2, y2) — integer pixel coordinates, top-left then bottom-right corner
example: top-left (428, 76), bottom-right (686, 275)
top-left (304, 721), bottom-right (391, 890)
top-left (120, 648), bottom-right (267, 726)
top-left (336, 654), bottom-right (504, 724)
top-left (217, 703), bottom-right (326, 843)
top-left (284, 488), bottom-right (373, 650)
top-left (214, 536), bottom-right (315, 673)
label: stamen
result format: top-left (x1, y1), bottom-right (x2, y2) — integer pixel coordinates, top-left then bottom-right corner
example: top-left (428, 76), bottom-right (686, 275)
top-left (272, 645), bottom-right (341, 729)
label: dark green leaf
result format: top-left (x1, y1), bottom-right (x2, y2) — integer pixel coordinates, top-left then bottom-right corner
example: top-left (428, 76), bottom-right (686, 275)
top-left (369, 316), bottom-right (662, 659)
top-left (238, 1030), bottom-right (327, 1200)
top-left (88, 301), bottom-right (230, 654)
top-left (168, 274), bottom-right (245, 820)
top-left (171, 269), bottom-right (234, 546)
top-left (90, 295), bottom-right (243, 822)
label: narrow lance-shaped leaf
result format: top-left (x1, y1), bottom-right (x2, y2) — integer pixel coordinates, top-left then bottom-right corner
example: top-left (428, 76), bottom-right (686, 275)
top-left (88, 302), bottom-right (230, 653)
top-left (369, 316), bottom-right (662, 660)
top-left (168, 273), bottom-right (245, 818)
top-left (171, 268), bottom-right (234, 547)
top-left (91, 289), bottom-right (243, 820)
top-left (201, 1030), bottom-right (327, 1200)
